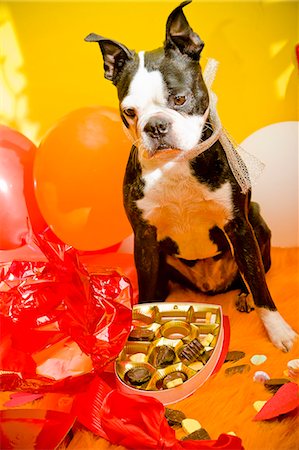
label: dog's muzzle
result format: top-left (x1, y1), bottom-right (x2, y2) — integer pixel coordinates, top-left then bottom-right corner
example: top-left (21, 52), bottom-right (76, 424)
top-left (143, 116), bottom-right (171, 138)
top-left (143, 115), bottom-right (173, 151)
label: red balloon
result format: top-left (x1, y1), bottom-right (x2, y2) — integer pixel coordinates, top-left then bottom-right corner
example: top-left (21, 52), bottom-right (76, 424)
top-left (0, 125), bottom-right (36, 249)
top-left (0, 125), bottom-right (59, 255)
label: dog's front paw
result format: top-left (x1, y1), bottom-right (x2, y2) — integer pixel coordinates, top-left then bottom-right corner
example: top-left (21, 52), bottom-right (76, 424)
top-left (235, 293), bottom-right (255, 313)
top-left (258, 308), bottom-right (298, 352)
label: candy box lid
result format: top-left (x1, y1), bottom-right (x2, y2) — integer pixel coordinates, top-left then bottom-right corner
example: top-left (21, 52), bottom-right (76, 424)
top-left (115, 302), bottom-right (225, 405)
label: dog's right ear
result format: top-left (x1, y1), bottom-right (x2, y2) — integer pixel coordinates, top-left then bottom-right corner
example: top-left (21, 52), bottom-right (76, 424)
top-left (165, 1), bottom-right (204, 60)
top-left (85, 33), bottom-right (133, 83)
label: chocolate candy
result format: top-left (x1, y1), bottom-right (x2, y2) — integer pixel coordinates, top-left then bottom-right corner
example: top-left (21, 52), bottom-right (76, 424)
top-left (182, 418), bottom-right (201, 434)
top-left (179, 339), bottom-right (205, 364)
top-left (156, 371), bottom-right (187, 390)
top-left (225, 351), bottom-right (245, 363)
top-left (150, 345), bottom-right (176, 368)
top-left (128, 328), bottom-right (155, 342)
top-left (181, 428), bottom-right (211, 440)
top-left (124, 367), bottom-right (151, 386)
top-left (264, 378), bottom-right (290, 393)
top-left (225, 364), bottom-right (251, 376)
top-left (164, 408), bottom-right (186, 428)
top-left (163, 371), bottom-right (187, 389)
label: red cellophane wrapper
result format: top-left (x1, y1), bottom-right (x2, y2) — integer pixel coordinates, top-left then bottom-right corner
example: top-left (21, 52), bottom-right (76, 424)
top-left (0, 236), bottom-right (133, 391)
top-left (0, 236), bottom-right (132, 448)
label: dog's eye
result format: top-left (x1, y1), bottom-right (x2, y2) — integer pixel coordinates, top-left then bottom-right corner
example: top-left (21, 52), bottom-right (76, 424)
top-left (174, 95), bottom-right (186, 106)
top-left (123, 108), bottom-right (136, 118)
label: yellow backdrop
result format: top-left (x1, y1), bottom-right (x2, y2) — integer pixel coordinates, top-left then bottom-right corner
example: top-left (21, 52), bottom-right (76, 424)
top-left (1, 1), bottom-right (298, 144)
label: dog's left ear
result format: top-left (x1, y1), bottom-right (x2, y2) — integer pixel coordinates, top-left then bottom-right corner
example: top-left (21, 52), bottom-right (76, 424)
top-left (85, 33), bottom-right (134, 83)
top-left (165, 1), bottom-right (204, 60)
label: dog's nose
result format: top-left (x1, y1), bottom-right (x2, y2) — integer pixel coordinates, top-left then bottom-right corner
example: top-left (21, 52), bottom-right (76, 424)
top-left (144, 117), bottom-right (170, 138)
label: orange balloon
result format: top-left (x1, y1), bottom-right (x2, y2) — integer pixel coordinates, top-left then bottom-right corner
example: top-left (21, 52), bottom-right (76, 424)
top-left (34, 106), bottom-right (132, 251)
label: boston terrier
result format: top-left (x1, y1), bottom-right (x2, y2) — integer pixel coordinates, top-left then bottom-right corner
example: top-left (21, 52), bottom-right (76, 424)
top-left (85, 1), bottom-right (297, 351)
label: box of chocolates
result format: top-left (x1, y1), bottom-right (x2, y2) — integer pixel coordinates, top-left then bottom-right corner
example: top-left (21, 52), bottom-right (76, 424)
top-left (115, 302), bottom-right (224, 404)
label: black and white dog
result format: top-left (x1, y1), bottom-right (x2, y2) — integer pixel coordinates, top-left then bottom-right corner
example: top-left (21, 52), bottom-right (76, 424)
top-left (85, 1), bottom-right (297, 351)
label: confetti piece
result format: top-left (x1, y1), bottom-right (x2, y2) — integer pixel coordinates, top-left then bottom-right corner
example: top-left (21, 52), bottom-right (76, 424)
top-left (253, 400), bottom-right (267, 412)
top-left (225, 364), bottom-right (251, 376)
top-left (253, 371), bottom-right (270, 383)
top-left (182, 428), bottom-right (211, 440)
top-left (254, 382), bottom-right (299, 421)
top-left (182, 418), bottom-right (202, 434)
top-left (264, 378), bottom-right (290, 393)
top-left (4, 393), bottom-right (43, 407)
top-left (250, 354), bottom-right (267, 366)
top-left (225, 351), bottom-right (245, 363)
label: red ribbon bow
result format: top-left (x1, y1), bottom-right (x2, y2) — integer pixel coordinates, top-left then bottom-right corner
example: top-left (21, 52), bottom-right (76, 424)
top-left (74, 377), bottom-right (243, 450)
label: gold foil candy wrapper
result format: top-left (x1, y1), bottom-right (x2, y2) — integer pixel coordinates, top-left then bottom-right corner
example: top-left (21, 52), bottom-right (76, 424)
top-left (116, 361), bottom-right (155, 390)
top-left (148, 362), bottom-right (196, 391)
top-left (132, 306), bottom-right (158, 327)
top-left (156, 321), bottom-right (197, 342)
top-left (118, 342), bottom-right (151, 363)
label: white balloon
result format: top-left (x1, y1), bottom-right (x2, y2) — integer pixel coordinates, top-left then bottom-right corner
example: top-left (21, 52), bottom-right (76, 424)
top-left (241, 122), bottom-right (298, 247)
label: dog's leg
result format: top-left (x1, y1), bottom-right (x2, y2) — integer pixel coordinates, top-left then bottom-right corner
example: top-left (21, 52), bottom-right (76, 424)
top-left (224, 202), bottom-right (297, 351)
top-left (134, 225), bottom-right (169, 303)
top-left (235, 202), bottom-right (271, 313)
top-left (248, 201), bottom-right (271, 273)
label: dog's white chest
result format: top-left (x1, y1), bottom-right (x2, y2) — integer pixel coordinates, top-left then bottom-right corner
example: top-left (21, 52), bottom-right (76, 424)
top-left (136, 159), bottom-right (233, 260)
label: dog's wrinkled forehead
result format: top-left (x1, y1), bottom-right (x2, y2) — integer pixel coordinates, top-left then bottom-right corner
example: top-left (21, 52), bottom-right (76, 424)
top-left (118, 48), bottom-right (204, 109)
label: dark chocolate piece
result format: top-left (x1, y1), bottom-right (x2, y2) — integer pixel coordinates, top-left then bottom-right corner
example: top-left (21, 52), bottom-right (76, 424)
top-left (128, 328), bottom-right (155, 342)
top-left (124, 367), bottom-right (151, 386)
top-left (264, 378), bottom-right (290, 393)
top-left (163, 371), bottom-right (187, 389)
top-left (225, 351), bottom-right (245, 363)
top-left (199, 349), bottom-right (213, 365)
top-left (165, 408), bottom-right (186, 428)
top-left (179, 339), bottom-right (205, 364)
top-left (150, 345), bottom-right (176, 368)
top-left (182, 428), bottom-right (211, 440)
top-left (225, 364), bottom-right (251, 376)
